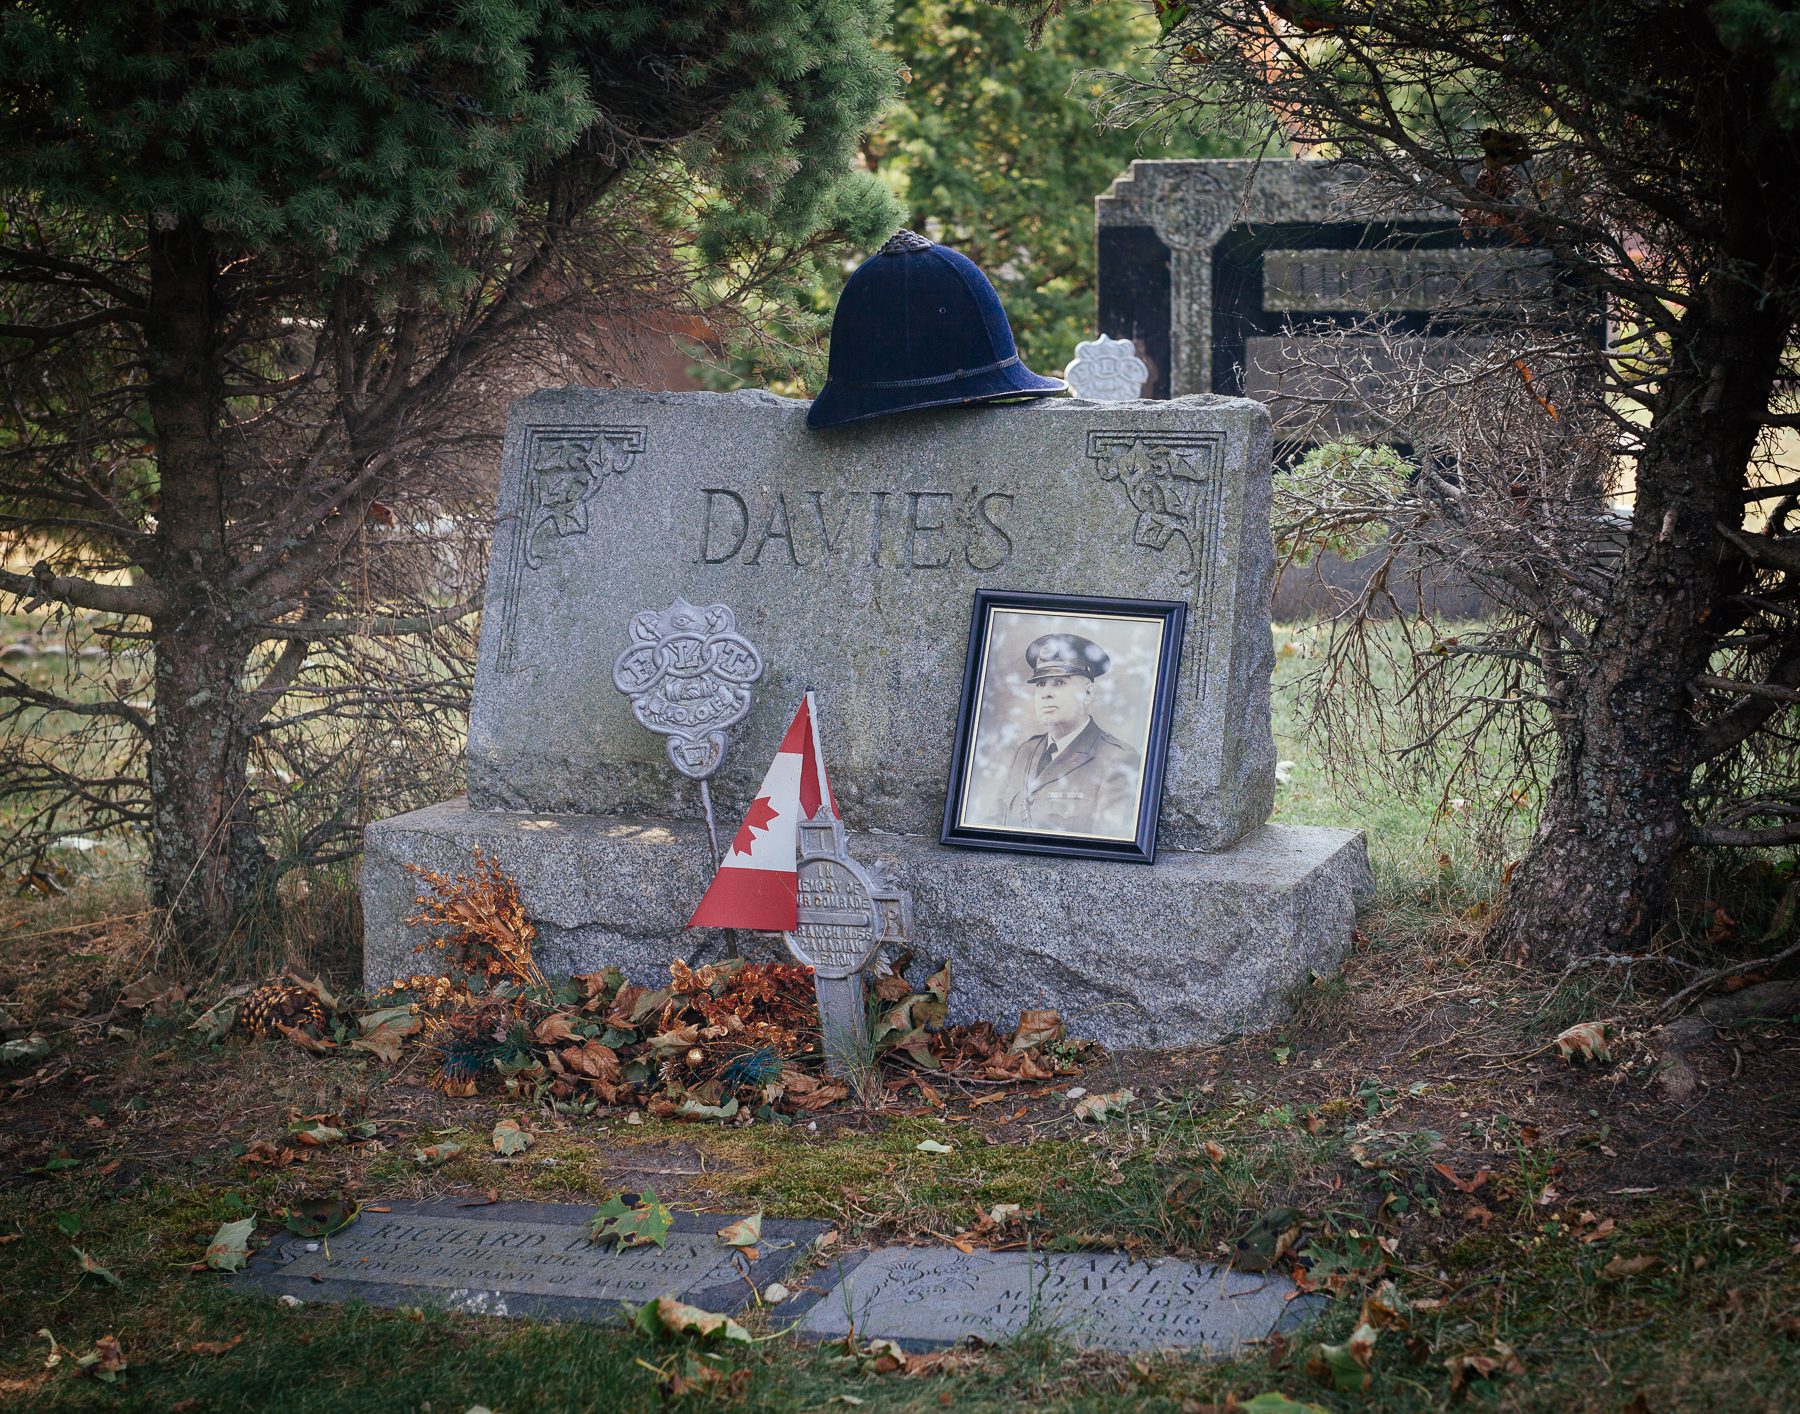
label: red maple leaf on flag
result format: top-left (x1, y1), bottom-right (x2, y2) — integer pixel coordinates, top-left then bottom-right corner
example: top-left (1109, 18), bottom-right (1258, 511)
top-left (732, 795), bottom-right (780, 856)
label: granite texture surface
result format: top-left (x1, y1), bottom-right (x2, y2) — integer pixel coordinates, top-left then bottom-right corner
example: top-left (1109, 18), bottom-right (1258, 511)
top-left (466, 389), bottom-right (1275, 854)
top-left (796, 1247), bottom-right (1322, 1353)
top-left (364, 802), bottom-right (1371, 1052)
top-left (235, 1199), bottom-right (827, 1324)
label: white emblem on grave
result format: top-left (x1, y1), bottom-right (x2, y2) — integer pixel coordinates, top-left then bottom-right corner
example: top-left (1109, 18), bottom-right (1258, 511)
top-left (1063, 335), bottom-right (1150, 402)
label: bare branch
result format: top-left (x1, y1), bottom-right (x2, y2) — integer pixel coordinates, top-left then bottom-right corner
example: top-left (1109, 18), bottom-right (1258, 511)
top-left (257, 597), bottom-right (480, 641)
top-left (0, 563), bottom-right (159, 618)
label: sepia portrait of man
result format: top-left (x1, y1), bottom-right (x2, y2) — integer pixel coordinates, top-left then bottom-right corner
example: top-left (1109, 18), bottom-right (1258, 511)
top-left (996, 633), bottom-right (1141, 835)
top-left (956, 607), bottom-right (1164, 843)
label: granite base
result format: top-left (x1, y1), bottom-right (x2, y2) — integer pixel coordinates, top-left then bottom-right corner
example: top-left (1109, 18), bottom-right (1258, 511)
top-left (363, 799), bottom-right (1371, 1052)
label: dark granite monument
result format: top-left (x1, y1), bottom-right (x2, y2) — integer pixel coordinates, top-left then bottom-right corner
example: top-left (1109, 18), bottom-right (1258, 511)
top-left (1095, 158), bottom-right (1553, 440)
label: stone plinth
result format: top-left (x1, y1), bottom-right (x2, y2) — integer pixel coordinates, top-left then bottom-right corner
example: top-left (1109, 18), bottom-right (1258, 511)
top-left (364, 800), bottom-right (1370, 1052)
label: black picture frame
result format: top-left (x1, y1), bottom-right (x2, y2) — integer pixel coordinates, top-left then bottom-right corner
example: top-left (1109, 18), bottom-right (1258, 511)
top-left (940, 589), bottom-right (1186, 864)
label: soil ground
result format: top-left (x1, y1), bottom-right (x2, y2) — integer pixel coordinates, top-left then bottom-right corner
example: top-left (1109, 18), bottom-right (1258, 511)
top-left (2, 893), bottom-right (1796, 1413)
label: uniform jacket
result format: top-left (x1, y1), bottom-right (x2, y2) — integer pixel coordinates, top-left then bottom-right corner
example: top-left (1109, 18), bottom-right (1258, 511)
top-left (998, 717), bottom-right (1141, 836)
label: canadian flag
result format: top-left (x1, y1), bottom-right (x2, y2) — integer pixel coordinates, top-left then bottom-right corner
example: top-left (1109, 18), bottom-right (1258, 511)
top-left (688, 693), bottom-right (838, 932)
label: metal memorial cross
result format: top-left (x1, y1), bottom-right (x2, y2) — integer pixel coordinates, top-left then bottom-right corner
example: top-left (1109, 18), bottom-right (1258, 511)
top-left (784, 806), bottom-right (913, 1076)
top-left (611, 598), bottom-right (764, 869)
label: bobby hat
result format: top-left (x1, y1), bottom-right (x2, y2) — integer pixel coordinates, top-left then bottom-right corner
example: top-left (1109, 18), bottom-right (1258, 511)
top-left (806, 229), bottom-right (1066, 430)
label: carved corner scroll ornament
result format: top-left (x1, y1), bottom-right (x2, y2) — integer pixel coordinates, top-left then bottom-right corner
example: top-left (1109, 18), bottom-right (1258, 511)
top-left (497, 423), bottom-right (647, 673)
top-left (1088, 429), bottom-right (1229, 704)
top-left (1086, 431), bottom-right (1225, 586)
top-left (523, 425), bottom-right (646, 569)
top-left (611, 598), bottom-right (764, 781)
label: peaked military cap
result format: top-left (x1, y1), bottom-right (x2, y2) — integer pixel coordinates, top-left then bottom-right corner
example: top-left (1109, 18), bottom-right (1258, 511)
top-left (1026, 633), bottom-right (1110, 682)
top-left (806, 228), bottom-right (1066, 430)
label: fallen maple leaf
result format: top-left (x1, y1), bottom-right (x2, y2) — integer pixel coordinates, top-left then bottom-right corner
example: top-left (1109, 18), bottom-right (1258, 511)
top-left (640, 1294), bottom-right (750, 1343)
top-left (1445, 1342), bottom-right (1524, 1394)
top-left (1305, 1320), bottom-right (1377, 1392)
top-left (533, 1012), bottom-right (581, 1046)
top-left (76, 1334), bottom-right (126, 1383)
top-left (590, 1189), bottom-right (673, 1250)
top-left (350, 1020), bottom-right (412, 1065)
top-left (276, 1022), bottom-right (335, 1055)
top-left (1073, 1088), bottom-right (1134, 1122)
top-left (1360, 1280), bottom-right (1409, 1331)
top-left (205, 1218), bottom-right (257, 1272)
top-left (717, 1213), bottom-right (762, 1249)
top-left (284, 1198), bottom-right (358, 1239)
top-left (1432, 1163), bottom-right (1491, 1194)
top-left (662, 1361), bottom-right (752, 1399)
top-left (1009, 1009), bottom-right (1065, 1053)
top-left (491, 1118), bottom-right (533, 1156)
top-left (412, 1142), bottom-right (464, 1165)
top-left (74, 1248), bottom-right (123, 1288)
top-left (1556, 1020), bottom-right (1611, 1063)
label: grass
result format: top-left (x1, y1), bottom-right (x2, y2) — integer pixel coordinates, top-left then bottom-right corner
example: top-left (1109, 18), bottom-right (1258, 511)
top-left (2, 616), bottom-right (1797, 1410)
top-left (1269, 620), bottom-right (1538, 904)
top-left (2, 1084), bottom-right (1796, 1412)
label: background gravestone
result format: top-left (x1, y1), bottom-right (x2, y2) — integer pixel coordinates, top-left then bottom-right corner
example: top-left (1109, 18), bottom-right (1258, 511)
top-left (1098, 159), bottom-right (1513, 619)
top-left (1095, 159), bottom-right (1551, 438)
top-left (362, 389), bottom-right (1371, 1050)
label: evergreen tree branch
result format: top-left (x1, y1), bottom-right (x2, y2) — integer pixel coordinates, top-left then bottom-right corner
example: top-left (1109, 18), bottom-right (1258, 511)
top-left (0, 564), bottom-right (159, 618)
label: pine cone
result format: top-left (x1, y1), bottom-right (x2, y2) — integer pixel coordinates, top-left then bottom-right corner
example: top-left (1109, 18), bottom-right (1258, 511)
top-left (240, 981), bottom-right (326, 1039)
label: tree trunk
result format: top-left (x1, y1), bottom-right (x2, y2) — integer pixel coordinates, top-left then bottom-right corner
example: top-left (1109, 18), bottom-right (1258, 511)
top-left (1492, 265), bottom-right (1788, 966)
top-left (148, 611), bottom-right (268, 965)
top-left (143, 225), bottom-right (269, 967)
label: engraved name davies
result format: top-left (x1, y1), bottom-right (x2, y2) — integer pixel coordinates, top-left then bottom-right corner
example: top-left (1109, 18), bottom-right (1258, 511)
top-left (698, 486), bottom-right (1016, 569)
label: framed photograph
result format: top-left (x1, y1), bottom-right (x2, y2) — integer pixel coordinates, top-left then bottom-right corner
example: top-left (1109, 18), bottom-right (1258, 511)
top-left (941, 590), bottom-right (1186, 863)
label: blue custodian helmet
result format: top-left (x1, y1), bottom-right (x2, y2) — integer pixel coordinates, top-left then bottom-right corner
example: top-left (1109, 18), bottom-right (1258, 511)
top-left (805, 229), bottom-right (1067, 430)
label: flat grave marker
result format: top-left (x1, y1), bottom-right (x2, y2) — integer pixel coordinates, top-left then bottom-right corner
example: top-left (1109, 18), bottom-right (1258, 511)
top-left (797, 1246), bottom-right (1320, 1354)
top-left (236, 1199), bottom-right (828, 1324)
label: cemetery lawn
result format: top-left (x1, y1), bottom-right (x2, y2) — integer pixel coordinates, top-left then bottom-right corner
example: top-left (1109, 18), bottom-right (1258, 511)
top-left (2, 896), bottom-right (1796, 1413)
top-left (0, 621), bottom-right (1793, 1410)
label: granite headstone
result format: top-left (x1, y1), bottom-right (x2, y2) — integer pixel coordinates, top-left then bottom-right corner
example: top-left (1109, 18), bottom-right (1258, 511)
top-left (362, 389), bottom-right (1372, 1050)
